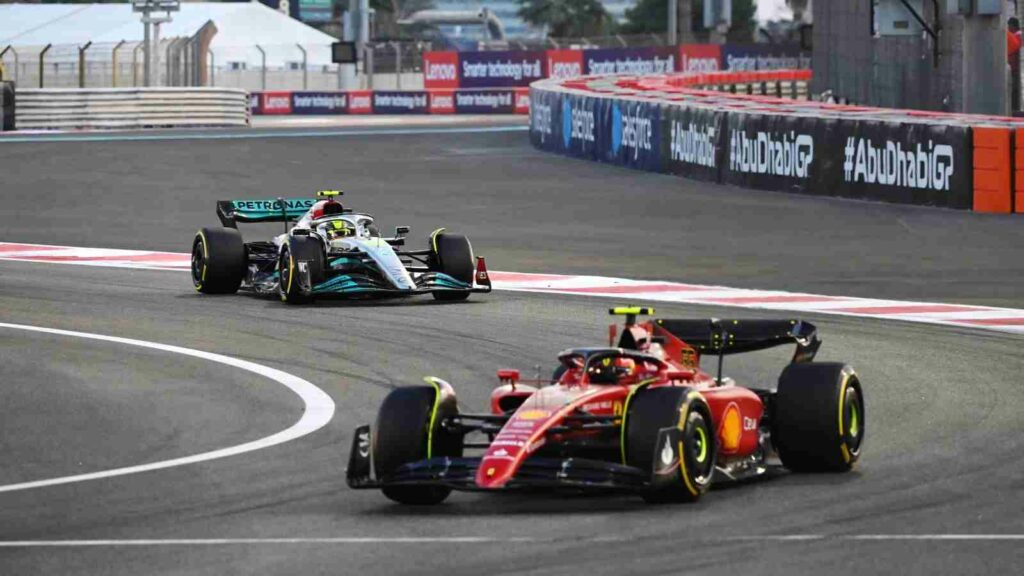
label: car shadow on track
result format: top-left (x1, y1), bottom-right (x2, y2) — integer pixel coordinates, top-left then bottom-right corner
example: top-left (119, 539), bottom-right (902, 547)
top-left (177, 292), bottom-right (489, 309)
top-left (352, 468), bottom-right (864, 517)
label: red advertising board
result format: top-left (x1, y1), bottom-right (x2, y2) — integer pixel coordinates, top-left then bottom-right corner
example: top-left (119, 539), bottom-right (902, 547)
top-left (347, 90), bottom-right (372, 114)
top-left (422, 51), bottom-right (460, 89)
top-left (514, 88), bottom-right (530, 114)
top-left (546, 49), bottom-right (585, 79)
top-left (261, 91), bottom-right (292, 115)
top-left (428, 90), bottom-right (456, 114)
top-left (679, 44), bottom-right (723, 72)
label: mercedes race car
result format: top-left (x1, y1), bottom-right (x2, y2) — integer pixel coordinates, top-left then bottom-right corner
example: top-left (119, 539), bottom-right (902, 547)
top-left (347, 307), bottom-right (864, 504)
top-left (191, 191), bottom-right (491, 303)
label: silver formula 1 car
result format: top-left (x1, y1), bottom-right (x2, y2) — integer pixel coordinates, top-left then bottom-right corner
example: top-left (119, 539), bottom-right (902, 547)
top-left (191, 190), bottom-right (491, 303)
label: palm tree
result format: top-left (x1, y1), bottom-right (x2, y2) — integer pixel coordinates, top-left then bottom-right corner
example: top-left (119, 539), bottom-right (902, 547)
top-left (516, 0), bottom-right (612, 38)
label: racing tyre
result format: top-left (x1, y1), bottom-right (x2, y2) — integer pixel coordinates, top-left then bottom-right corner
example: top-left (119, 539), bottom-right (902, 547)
top-left (429, 231), bottom-right (474, 302)
top-left (373, 384), bottom-right (462, 505)
top-left (192, 227), bottom-right (245, 294)
top-left (278, 236), bottom-right (325, 304)
top-left (773, 363), bottom-right (864, 472)
top-left (624, 386), bottom-right (715, 503)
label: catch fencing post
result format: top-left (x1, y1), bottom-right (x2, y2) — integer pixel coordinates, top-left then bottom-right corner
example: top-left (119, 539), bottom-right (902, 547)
top-left (111, 40), bottom-right (126, 87)
top-left (38, 44), bottom-right (52, 88)
top-left (256, 44), bottom-right (266, 90)
top-left (78, 41), bottom-right (92, 88)
top-left (132, 43), bottom-right (143, 86)
top-left (208, 49), bottom-right (215, 86)
top-left (0, 46), bottom-right (16, 83)
top-left (297, 43), bottom-right (307, 90)
top-left (392, 41), bottom-right (401, 90)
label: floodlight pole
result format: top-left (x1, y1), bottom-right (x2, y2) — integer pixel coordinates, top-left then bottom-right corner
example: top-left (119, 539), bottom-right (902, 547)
top-left (135, 0), bottom-right (179, 87)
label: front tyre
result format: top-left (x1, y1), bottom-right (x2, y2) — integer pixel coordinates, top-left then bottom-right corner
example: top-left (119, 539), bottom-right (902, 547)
top-left (429, 231), bottom-right (474, 302)
top-left (773, 363), bottom-right (864, 472)
top-left (192, 227), bottom-right (245, 294)
top-left (278, 236), bottom-right (325, 305)
top-left (624, 386), bottom-right (715, 503)
top-left (373, 384), bottom-right (462, 505)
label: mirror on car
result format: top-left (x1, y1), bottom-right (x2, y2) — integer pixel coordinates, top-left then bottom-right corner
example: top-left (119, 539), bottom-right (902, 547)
top-left (395, 226), bottom-right (410, 236)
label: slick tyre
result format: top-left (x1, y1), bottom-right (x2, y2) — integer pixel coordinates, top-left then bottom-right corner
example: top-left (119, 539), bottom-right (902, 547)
top-left (773, 363), bottom-right (864, 472)
top-left (278, 236), bottom-right (325, 304)
top-left (373, 385), bottom-right (462, 505)
top-left (192, 227), bottom-right (245, 294)
top-left (429, 231), bottom-right (474, 302)
top-left (624, 386), bottom-right (715, 503)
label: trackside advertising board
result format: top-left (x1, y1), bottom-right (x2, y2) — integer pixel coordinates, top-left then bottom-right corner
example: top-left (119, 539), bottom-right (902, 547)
top-left (249, 89), bottom-right (528, 116)
top-left (424, 44), bottom-right (808, 88)
top-left (530, 88), bottom-right (974, 210)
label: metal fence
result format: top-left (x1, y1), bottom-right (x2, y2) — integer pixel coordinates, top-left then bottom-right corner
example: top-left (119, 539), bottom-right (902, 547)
top-left (0, 40), bottom-right (432, 91)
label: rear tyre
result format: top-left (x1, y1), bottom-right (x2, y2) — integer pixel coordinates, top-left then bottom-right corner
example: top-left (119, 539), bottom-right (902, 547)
top-left (625, 386), bottom-right (715, 503)
top-left (429, 232), bottom-right (474, 302)
top-left (278, 236), bottom-right (325, 304)
top-left (773, 363), bottom-right (864, 472)
top-left (192, 227), bottom-right (245, 294)
top-left (373, 385), bottom-right (462, 505)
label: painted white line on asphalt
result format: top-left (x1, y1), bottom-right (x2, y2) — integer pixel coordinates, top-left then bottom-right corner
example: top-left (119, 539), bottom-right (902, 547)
top-left (0, 537), bottom-right (536, 547)
top-left (3, 241), bottom-right (1024, 335)
top-left (0, 323), bottom-right (336, 494)
top-left (1, 534), bottom-right (1022, 547)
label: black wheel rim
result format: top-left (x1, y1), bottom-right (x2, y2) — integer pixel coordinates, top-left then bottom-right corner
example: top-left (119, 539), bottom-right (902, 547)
top-left (191, 238), bottom-right (205, 287)
top-left (278, 249), bottom-right (290, 297)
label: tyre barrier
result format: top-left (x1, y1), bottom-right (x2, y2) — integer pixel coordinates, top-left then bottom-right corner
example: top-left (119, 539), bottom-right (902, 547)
top-left (250, 88), bottom-right (530, 116)
top-left (0, 81), bottom-right (14, 131)
top-left (530, 71), bottom-right (1024, 214)
top-left (13, 87), bottom-right (250, 130)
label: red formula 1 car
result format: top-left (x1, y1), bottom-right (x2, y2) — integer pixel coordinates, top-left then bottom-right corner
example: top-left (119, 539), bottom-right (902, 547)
top-left (347, 307), bottom-right (865, 504)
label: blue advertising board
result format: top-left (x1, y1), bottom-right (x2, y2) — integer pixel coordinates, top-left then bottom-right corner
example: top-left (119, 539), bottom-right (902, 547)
top-left (583, 47), bottom-right (677, 76)
top-left (458, 51), bottom-right (546, 88)
top-left (372, 91), bottom-right (429, 114)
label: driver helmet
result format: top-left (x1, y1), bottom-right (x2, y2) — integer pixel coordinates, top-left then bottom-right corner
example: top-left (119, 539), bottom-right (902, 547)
top-left (322, 219), bottom-right (354, 240)
top-left (310, 200), bottom-right (344, 220)
top-left (586, 356), bottom-right (636, 384)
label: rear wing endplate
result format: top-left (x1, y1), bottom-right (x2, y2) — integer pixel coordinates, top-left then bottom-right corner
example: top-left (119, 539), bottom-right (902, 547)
top-left (216, 198), bottom-right (316, 228)
top-left (654, 319), bottom-right (821, 364)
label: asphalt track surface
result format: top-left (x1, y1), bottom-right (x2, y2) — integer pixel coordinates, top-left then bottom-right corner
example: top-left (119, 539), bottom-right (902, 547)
top-left (1, 123), bottom-right (1023, 574)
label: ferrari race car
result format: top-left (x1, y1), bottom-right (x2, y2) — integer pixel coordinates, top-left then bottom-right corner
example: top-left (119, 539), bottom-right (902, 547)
top-left (347, 307), bottom-right (865, 504)
top-left (191, 191), bottom-right (491, 303)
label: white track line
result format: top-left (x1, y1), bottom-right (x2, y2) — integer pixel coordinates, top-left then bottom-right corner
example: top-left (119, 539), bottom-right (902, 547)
top-left (0, 323), bottom-right (336, 494)
top-left (0, 535), bottom-right (1022, 547)
top-left (2, 241), bottom-right (1024, 335)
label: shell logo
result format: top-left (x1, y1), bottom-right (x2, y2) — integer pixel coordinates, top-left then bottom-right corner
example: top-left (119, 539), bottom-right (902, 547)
top-left (517, 409), bottom-right (551, 421)
top-left (719, 403), bottom-right (743, 453)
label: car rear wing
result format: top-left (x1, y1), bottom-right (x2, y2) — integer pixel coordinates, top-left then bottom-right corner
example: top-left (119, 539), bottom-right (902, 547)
top-left (654, 319), bottom-right (820, 364)
top-left (216, 198), bottom-right (316, 228)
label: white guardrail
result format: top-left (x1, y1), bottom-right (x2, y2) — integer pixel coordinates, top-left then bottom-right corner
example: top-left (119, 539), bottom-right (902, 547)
top-left (14, 87), bottom-right (250, 130)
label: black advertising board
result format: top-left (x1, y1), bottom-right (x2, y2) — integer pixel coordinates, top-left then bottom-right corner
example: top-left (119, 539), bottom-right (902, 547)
top-left (661, 104), bottom-right (726, 182)
top-left (832, 119), bottom-right (971, 209)
top-left (722, 111), bottom-right (819, 194)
